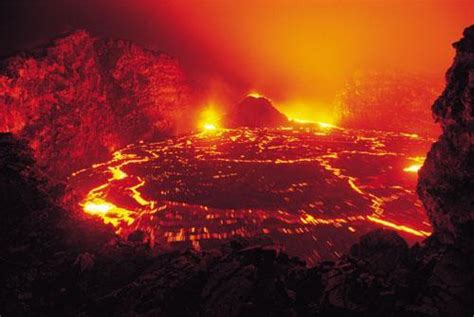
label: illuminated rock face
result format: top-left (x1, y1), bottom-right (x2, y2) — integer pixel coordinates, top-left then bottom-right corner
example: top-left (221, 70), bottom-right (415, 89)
top-left (337, 72), bottom-right (443, 136)
top-left (224, 96), bottom-right (288, 128)
top-left (0, 30), bottom-right (191, 179)
top-left (418, 25), bottom-right (474, 248)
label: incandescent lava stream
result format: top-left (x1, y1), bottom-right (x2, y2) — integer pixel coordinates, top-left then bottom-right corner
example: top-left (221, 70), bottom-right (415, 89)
top-left (69, 125), bottom-right (433, 265)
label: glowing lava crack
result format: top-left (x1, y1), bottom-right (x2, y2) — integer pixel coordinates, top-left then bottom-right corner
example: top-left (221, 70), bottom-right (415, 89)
top-left (69, 126), bottom-right (433, 265)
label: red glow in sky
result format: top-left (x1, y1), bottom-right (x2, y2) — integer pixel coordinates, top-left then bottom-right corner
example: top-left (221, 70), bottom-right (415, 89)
top-left (1, 0), bottom-right (473, 107)
top-left (125, 0), bottom-right (473, 102)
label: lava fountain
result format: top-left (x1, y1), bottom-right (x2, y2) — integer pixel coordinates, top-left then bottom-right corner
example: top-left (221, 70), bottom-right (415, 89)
top-left (69, 124), bottom-right (433, 265)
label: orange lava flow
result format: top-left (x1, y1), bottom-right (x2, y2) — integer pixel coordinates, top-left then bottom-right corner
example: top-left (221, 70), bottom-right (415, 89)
top-left (70, 126), bottom-right (432, 263)
top-left (78, 152), bottom-right (155, 234)
top-left (367, 216), bottom-right (430, 237)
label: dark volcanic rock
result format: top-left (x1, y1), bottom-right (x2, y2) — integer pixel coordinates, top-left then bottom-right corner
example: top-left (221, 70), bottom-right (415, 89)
top-left (224, 96), bottom-right (289, 128)
top-left (0, 30), bottom-right (191, 179)
top-left (418, 25), bottom-right (474, 248)
top-left (414, 25), bottom-right (474, 316)
top-left (350, 229), bottom-right (409, 275)
top-left (0, 133), bottom-right (114, 314)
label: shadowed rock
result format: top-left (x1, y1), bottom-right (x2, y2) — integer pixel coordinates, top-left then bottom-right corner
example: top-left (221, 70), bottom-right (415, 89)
top-left (418, 25), bottom-right (474, 249)
top-left (350, 229), bottom-right (409, 275)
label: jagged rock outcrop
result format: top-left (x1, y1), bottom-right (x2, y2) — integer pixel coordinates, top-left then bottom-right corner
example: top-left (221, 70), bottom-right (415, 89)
top-left (418, 25), bottom-right (474, 249)
top-left (0, 30), bottom-right (191, 179)
top-left (224, 95), bottom-right (288, 128)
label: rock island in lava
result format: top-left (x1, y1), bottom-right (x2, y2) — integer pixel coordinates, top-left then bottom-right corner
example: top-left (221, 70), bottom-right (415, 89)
top-left (70, 124), bottom-right (432, 265)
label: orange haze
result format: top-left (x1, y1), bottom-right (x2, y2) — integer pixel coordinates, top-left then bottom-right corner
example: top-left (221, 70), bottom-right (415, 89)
top-left (126, 0), bottom-right (473, 103)
top-left (1, 0), bottom-right (473, 118)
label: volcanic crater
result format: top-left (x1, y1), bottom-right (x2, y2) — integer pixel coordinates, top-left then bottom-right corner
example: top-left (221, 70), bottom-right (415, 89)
top-left (2, 22), bottom-right (474, 316)
top-left (69, 125), bottom-right (433, 264)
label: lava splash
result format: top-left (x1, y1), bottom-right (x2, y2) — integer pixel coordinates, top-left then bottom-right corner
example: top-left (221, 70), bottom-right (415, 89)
top-left (69, 125), bottom-right (433, 265)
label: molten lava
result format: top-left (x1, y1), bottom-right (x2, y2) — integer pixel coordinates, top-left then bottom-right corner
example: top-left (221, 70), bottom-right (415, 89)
top-left (199, 106), bottom-right (221, 132)
top-left (247, 92), bottom-right (265, 98)
top-left (283, 101), bottom-right (339, 128)
top-left (203, 124), bottom-right (218, 131)
top-left (70, 125), bottom-right (433, 265)
top-left (403, 156), bottom-right (425, 173)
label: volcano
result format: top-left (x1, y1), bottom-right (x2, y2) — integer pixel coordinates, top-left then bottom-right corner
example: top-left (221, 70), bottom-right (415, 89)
top-left (1, 4), bottom-right (474, 313)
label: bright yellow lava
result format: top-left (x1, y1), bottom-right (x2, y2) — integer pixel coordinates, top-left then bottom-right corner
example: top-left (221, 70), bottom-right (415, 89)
top-left (84, 200), bottom-right (113, 214)
top-left (203, 123), bottom-right (217, 131)
top-left (403, 156), bottom-right (425, 173)
top-left (403, 164), bottom-right (422, 173)
top-left (109, 166), bottom-right (127, 180)
top-left (83, 198), bottom-right (135, 227)
top-left (289, 117), bottom-right (337, 129)
top-left (247, 91), bottom-right (264, 98)
top-left (317, 122), bottom-right (336, 129)
top-left (199, 106), bottom-right (221, 132)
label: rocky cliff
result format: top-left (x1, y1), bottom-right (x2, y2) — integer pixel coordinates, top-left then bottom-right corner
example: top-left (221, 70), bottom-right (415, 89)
top-left (418, 25), bottom-right (474, 249)
top-left (336, 71), bottom-right (443, 136)
top-left (0, 30), bottom-right (191, 179)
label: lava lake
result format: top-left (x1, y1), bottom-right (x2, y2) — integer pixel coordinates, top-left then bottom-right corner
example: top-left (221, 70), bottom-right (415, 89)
top-left (70, 125), bottom-right (432, 265)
